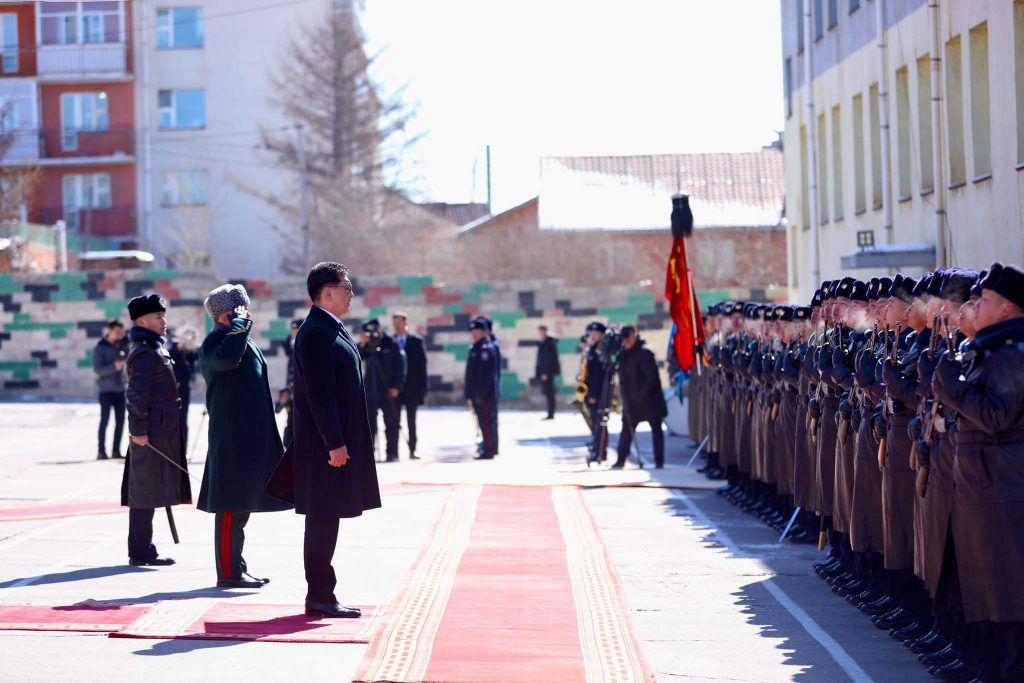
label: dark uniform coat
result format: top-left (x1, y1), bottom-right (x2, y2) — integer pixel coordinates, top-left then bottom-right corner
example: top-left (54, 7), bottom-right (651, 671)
top-left (465, 337), bottom-right (498, 401)
top-left (292, 306), bottom-right (381, 519)
top-left (397, 334), bottom-right (428, 406)
top-left (123, 326), bottom-right (192, 509)
top-left (197, 316), bottom-right (291, 513)
top-left (933, 317), bottom-right (1024, 623)
top-left (617, 341), bottom-right (667, 427)
top-left (535, 337), bottom-right (561, 379)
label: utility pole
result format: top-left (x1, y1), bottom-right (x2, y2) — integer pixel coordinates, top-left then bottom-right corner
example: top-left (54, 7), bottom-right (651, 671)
top-left (803, 0), bottom-right (820, 288)
top-left (296, 124), bottom-right (311, 268)
top-left (485, 144), bottom-right (492, 214)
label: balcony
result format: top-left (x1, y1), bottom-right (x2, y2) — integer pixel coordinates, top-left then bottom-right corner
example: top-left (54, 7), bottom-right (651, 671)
top-left (31, 206), bottom-right (136, 237)
top-left (39, 125), bottom-right (134, 161)
top-left (37, 43), bottom-right (129, 80)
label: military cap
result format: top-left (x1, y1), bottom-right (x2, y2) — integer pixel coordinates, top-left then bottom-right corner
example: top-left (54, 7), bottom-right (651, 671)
top-left (732, 300), bottom-right (746, 313)
top-left (811, 287), bottom-right (824, 308)
top-left (980, 262), bottom-right (1024, 310)
top-left (585, 321), bottom-right (607, 333)
top-left (892, 275), bottom-right (917, 303)
top-left (849, 280), bottom-right (869, 302)
top-left (940, 269), bottom-right (980, 304)
top-left (777, 306), bottom-right (795, 322)
top-left (468, 317), bottom-right (489, 331)
top-left (970, 270), bottom-right (988, 298)
top-left (878, 277), bottom-right (893, 298)
top-left (866, 278), bottom-right (880, 302)
top-left (362, 318), bottom-right (381, 332)
top-left (826, 280), bottom-right (841, 300)
top-left (743, 303), bottom-right (757, 318)
top-left (795, 306), bottom-right (812, 320)
top-left (621, 325), bottom-right (637, 337)
top-left (128, 294), bottom-right (167, 321)
top-left (835, 277), bottom-right (857, 299)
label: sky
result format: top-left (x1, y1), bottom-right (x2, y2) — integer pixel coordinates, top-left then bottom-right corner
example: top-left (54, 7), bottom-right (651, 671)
top-left (361, 0), bottom-right (784, 214)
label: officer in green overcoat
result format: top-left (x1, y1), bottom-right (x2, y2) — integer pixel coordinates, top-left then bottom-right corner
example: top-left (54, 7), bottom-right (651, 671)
top-left (198, 284), bottom-right (292, 588)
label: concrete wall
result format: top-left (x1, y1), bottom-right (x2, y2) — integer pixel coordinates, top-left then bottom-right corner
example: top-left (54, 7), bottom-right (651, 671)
top-left (0, 268), bottom-right (774, 405)
top-left (781, 0), bottom-right (1024, 302)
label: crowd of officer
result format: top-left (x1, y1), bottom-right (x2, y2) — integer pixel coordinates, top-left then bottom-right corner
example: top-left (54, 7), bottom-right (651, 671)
top-left (689, 264), bottom-right (1024, 682)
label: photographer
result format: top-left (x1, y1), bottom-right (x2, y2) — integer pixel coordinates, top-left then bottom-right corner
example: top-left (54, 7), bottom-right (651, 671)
top-left (359, 318), bottom-right (407, 462)
top-left (613, 326), bottom-right (667, 469)
top-left (584, 321), bottom-right (611, 462)
top-left (93, 319), bottom-right (127, 460)
top-left (167, 326), bottom-right (199, 449)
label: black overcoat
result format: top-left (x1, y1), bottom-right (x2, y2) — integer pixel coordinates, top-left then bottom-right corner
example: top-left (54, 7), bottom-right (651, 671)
top-left (535, 337), bottom-right (561, 378)
top-left (196, 317), bottom-right (292, 513)
top-left (292, 306), bottom-right (381, 519)
top-left (617, 342), bottom-right (667, 427)
top-left (398, 334), bottom-right (428, 406)
top-left (122, 326), bottom-right (193, 509)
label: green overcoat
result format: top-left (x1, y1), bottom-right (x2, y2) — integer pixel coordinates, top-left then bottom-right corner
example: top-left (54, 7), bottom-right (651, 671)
top-left (197, 316), bottom-right (292, 513)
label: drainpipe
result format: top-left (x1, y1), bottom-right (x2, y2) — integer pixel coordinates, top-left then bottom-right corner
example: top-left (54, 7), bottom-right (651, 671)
top-left (138, 0), bottom-right (153, 250)
top-left (928, 0), bottom-right (947, 266)
top-left (876, 0), bottom-right (893, 245)
top-left (804, 0), bottom-right (820, 287)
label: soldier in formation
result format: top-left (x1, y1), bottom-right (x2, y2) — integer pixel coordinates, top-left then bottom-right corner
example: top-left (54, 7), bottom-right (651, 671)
top-left (697, 264), bottom-right (1024, 681)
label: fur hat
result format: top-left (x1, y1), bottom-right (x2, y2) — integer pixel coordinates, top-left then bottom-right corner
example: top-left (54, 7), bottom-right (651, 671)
top-left (980, 263), bottom-right (1024, 310)
top-left (204, 284), bottom-right (250, 320)
top-left (940, 269), bottom-right (980, 304)
top-left (128, 294), bottom-right (167, 321)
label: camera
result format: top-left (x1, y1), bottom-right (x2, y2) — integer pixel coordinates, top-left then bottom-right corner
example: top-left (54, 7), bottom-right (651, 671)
top-left (599, 327), bottom-right (624, 360)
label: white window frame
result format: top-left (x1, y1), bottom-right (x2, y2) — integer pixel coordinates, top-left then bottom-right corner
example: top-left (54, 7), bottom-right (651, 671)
top-left (60, 91), bottom-right (110, 151)
top-left (62, 172), bottom-right (112, 229)
top-left (39, 2), bottom-right (124, 46)
top-left (0, 13), bottom-right (18, 73)
top-left (158, 88), bottom-right (205, 130)
top-left (156, 7), bottom-right (203, 49)
top-left (161, 169), bottom-right (209, 206)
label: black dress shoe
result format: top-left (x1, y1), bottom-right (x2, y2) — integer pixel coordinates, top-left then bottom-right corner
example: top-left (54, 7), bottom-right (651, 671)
top-left (874, 608), bottom-right (916, 630)
top-left (848, 589), bottom-right (885, 606)
top-left (112, 451), bottom-right (124, 459)
top-left (835, 579), bottom-right (868, 597)
top-left (304, 601), bottom-right (361, 619)
top-left (218, 576), bottom-right (265, 589)
top-left (474, 454), bottom-right (494, 460)
top-left (910, 631), bottom-right (950, 654)
top-left (409, 454), bottom-right (420, 460)
top-left (921, 644), bottom-right (961, 667)
top-left (860, 596), bottom-right (898, 615)
top-left (928, 658), bottom-right (979, 681)
top-left (890, 621), bottom-right (929, 642)
top-left (129, 556), bottom-right (175, 566)
top-left (97, 452), bottom-right (109, 460)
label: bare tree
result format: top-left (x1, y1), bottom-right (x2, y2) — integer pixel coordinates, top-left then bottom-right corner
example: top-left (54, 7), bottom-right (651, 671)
top-left (255, 6), bottom-right (421, 274)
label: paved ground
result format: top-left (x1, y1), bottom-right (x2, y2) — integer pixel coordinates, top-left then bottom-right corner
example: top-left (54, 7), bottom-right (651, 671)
top-left (0, 403), bottom-right (931, 682)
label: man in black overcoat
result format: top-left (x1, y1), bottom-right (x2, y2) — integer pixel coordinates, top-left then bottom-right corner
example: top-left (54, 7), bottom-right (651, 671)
top-left (123, 294), bottom-right (192, 566)
top-left (535, 325), bottom-right (561, 419)
top-left (613, 326), bottom-right (667, 469)
top-left (292, 262), bottom-right (381, 618)
top-left (197, 284), bottom-right (291, 588)
top-left (392, 312), bottom-right (427, 459)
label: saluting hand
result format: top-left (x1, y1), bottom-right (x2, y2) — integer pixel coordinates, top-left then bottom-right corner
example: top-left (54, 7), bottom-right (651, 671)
top-left (329, 445), bottom-right (350, 467)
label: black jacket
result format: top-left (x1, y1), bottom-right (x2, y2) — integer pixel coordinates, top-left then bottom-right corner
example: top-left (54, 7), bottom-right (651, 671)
top-left (465, 338), bottom-right (498, 401)
top-left (361, 333), bottom-right (406, 400)
top-left (396, 334), bottom-right (427, 405)
top-left (122, 326), bottom-right (192, 509)
top-left (617, 341), bottom-right (668, 427)
top-left (93, 338), bottom-right (126, 393)
top-left (291, 306), bottom-right (381, 519)
top-left (535, 337), bottom-right (561, 378)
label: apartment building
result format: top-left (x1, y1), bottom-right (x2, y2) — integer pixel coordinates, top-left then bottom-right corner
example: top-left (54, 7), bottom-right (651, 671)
top-left (0, 1), bottom-right (136, 238)
top-left (780, 0), bottom-right (1024, 302)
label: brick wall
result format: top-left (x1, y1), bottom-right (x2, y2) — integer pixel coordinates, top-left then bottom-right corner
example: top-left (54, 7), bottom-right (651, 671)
top-left (0, 269), bottom-right (777, 405)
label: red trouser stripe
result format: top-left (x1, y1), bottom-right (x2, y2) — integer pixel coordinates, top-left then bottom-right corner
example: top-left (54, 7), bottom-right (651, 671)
top-left (220, 512), bottom-right (233, 579)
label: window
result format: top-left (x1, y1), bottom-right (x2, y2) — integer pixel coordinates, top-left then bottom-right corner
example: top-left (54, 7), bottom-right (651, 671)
top-left (945, 37), bottom-right (965, 185)
top-left (849, 0), bottom-right (860, 12)
top-left (162, 170), bottom-right (209, 206)
top-left (852, 93), bottom-right (866, 212)
top-left (814, 0), bottom-right (824, 40)
top-left (797, 0), bottom-right (804, 52)
top-left (831, 105), bottom-right (843, 219)
top-left (784, 58), bottom-right (793, 118)
top-left (916, 55), bottom-right (934, 191)
top-left (869, 83), bottom-right (882, 207)
top-left (969, 23), bottom-right (991, 180)
top-left (62, 173), bottom-right (111, 229)
top-left (895, 66), bottom-right (912, 199)
top-left (0, 14), bottom-right (18, 73)
top-left (1015, 3), bottom-right (1024, 165)
top-left (817, 112), bottom-right (828, 223)
top-left (158, 89), bottom-right (205, 129)
top-left (157, 8), bottom-right (204, 49)
top-left (800, 125), bottom-right (810, 228)
top-left (828, 0), bottom-right (838, 28)
top-left (40, 2), bottom-right (122, 45)
top-left (60, 92), bottom-right (109, 150)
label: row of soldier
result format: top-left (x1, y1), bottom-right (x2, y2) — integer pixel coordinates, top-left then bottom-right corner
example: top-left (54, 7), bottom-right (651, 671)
top-left (689, 263), bottom-right (1024, 682)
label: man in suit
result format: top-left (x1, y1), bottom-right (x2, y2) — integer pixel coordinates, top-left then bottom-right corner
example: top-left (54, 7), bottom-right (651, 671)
top-left (292, 262), bottom-right (382, 618)
top-left (535, 325), bottom-right (561, 419)
top-left (392, 312), bottom-right (427, 459)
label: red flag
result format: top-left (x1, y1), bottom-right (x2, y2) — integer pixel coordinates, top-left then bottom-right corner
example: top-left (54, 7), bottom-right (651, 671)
top-left (665, 236), bottom-right (705, 371)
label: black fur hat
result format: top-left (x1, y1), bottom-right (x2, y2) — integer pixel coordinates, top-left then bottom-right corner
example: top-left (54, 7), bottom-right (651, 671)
top-left (128, 294), bottom-right (167, 321)
top-left (940, 269), bottom-right (980, 305)
top-left (980, 263), bottom-right (1024, 310)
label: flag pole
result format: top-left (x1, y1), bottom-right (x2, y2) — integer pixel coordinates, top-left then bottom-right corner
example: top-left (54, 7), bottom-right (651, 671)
top-left (686, 267), bottom-right (701, 376)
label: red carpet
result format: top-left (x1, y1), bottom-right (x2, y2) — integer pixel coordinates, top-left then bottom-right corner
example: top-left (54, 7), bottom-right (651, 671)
top-left (0, 602), bottom-right (147, 632)
top-left (110, 600), bottom-right (376, 643)
top-left (356, 485), bottom-right (651, 682)
top-left (0, 501), bottom-right (123, 521)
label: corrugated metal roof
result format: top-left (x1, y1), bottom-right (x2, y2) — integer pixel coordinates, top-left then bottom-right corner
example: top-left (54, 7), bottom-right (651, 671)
top-left (420, 202), bottom-right (491, 227)
top-left (538, 150), bottom-right (784, 231)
